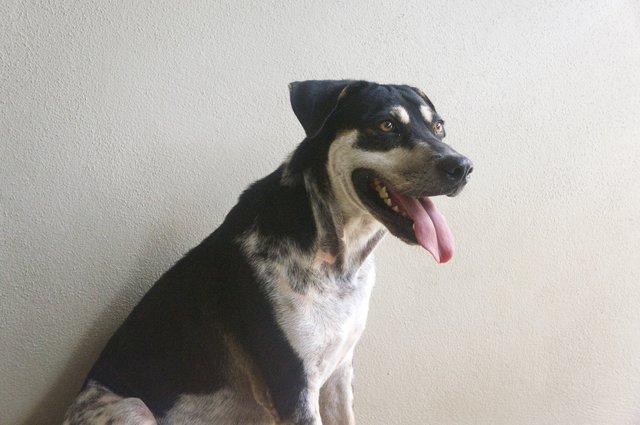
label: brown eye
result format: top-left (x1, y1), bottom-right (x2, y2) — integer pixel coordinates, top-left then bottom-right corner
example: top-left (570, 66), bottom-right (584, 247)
top-left (378, 120), bottom-right (396, 132)
top-left (433, 121), bottom-right (444, 135)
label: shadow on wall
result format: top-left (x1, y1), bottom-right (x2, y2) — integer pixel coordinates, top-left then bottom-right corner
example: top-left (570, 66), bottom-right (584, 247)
top-left (21, 227), bottom-right (185, 425)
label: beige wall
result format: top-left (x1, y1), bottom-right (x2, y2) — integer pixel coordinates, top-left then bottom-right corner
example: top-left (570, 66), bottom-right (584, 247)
top-left (2, 1), bottom-right (640, 424)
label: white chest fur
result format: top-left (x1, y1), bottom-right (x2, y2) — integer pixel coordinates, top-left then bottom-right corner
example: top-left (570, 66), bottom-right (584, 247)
top-left (267, 255), bottom-right (376, 388)
top-left (240, 227), bottom-right (378, 391)
top-left (160, 256), bottom-right (375, 425)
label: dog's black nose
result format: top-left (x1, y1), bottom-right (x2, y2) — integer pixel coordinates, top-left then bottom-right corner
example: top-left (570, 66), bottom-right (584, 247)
top-left (438, 156), bottom-right (473, 182)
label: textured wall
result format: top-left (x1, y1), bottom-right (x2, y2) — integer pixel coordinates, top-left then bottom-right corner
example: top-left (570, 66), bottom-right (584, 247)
top-left (2, 1), bottom-right (640, 424)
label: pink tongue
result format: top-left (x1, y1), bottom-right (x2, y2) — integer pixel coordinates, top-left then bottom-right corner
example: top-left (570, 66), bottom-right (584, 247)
top-left (393, 193), bottom-right (455, 263)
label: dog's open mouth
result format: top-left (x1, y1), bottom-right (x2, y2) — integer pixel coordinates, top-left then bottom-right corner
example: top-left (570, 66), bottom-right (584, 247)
top-left (352, 170), bottom-right (454, 263)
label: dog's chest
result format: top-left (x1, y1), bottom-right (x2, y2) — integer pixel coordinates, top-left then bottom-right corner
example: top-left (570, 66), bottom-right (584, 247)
top-left (266, 255), bottom-right (376, 386)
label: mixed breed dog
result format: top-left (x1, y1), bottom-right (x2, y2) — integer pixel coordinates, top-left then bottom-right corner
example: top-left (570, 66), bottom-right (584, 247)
top-left (63, 80), bottom-right (473, 424)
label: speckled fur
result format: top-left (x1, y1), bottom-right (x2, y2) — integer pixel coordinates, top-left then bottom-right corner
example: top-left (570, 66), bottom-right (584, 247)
top-left (63, 382), bottom-right (156, 425)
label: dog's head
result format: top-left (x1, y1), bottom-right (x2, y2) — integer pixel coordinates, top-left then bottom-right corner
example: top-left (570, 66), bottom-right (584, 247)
top-left (289, 80), bottom-right (472, 263)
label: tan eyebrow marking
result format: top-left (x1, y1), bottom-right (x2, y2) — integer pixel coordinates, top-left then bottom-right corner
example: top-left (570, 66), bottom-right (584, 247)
top-left (390, 106), bottom-right (410, 124)
top-left (420, 105), bottom-right (434, 123)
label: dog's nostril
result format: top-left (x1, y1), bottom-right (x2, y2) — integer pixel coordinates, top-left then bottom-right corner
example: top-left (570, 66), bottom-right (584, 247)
top-left (439, 156), bottom-right (473, 182)
top-left (448, 166), bottom-right (464, 180)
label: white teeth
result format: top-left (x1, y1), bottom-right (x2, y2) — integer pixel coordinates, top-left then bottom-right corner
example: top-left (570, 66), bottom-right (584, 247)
top-left (374, 181), bottom-right (389, 199)
top-left (372, 178), bottom-right (404, 216)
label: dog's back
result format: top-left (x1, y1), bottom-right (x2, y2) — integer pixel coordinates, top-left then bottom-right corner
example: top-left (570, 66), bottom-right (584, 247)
top-left (65, 167), bottom-right (314, 424)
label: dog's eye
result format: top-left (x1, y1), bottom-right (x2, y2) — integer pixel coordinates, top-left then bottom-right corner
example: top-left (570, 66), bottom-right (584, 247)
top-left (378, 120), bottom-right (396, 132)
top-left (433, 121), bottom-right (444, 135)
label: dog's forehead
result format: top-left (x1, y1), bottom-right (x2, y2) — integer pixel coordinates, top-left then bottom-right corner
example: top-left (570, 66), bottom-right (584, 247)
top-left (354, 84), bottom-right (433, 117)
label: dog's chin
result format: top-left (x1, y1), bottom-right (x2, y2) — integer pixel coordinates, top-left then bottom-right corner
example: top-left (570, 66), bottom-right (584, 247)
top-left (351, 169), bottom-right (461, 246)
top-left (446, 181), bottom-right (467, 197)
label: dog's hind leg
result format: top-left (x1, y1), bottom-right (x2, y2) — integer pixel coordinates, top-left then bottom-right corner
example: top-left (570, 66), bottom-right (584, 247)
top-left (62, 381), bottom-right (156, 425)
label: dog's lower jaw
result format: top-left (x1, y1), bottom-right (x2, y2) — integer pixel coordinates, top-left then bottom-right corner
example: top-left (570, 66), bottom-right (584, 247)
top-left (326, 130), bottom-right (370, 217)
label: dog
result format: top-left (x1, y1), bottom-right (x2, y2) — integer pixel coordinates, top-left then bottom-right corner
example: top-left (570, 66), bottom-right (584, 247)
top-left (62, 80), bottom-right (473, 425)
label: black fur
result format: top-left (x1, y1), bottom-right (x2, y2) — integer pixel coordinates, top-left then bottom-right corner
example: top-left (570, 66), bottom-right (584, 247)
top-left (87, 166), bottom-right (313, 419)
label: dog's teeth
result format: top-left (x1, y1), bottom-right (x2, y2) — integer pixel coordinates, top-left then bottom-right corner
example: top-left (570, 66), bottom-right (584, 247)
top-left (384, 198), bottom-right (392, 207)
top-left (392, 205), bottom-right (399, 213)
top-left (375, 187), bottom-right (388, 200)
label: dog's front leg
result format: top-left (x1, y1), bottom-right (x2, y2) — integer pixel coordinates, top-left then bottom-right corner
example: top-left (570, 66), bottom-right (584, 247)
top-left (269, 386), bottom-right (322, 425)
top-left (319, 358), bottom-right (356, 425)
top-left (291, 388), bottom-right (323, 425)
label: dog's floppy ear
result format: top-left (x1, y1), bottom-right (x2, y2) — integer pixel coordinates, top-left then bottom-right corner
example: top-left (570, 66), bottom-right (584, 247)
top-left (289, 80), bottom-right (353, 137)
top-left (409, 86), bottom-right (436, 111)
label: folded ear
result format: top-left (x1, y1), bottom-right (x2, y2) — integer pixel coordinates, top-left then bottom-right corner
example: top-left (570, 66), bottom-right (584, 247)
top-left (409, 86), bottom-right (436, 111)
top-left (288, 80), bottom-right (353, 137)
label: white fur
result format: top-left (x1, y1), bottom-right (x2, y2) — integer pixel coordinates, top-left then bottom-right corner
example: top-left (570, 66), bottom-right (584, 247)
top-left (320, 353), bottom-right (356, 425)
top-left (161, 390), bottom-right (271, 425)
top-left (239, 231), bottom-right (376, 392)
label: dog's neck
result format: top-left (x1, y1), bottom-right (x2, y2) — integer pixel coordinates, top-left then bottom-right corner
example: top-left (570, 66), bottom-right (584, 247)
top-left (299, 165), bottom-right (385, 275)
top-left (281, 131), bottom-right (386, 274)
